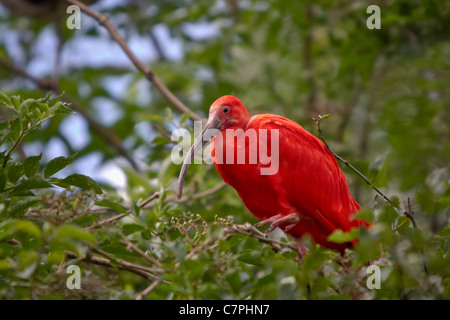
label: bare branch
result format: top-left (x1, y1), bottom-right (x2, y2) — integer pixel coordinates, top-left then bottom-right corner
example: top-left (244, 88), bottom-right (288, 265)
top-left (66, 0), bottom-right (205, 123)
top-left (135, 279), bottom-right (162, 300)
top-left (92, 248), bottom-right (164, 282)
top-left (119, 231), bottom-right (161, 267)
top-left (223, 222), bottom-right (298, 254)
top-left (404, 197), bottom-right (418, 229)
top-left (314, 115), bottom-right (395, 207)
top-left (7, 238), bottom-right (162, 281)
top-left (139, 191), bottom-right (161, 208)
top-left (85, 191), bottom-right (161, 230)
top-left (315, 117), bottom-right (430, 276)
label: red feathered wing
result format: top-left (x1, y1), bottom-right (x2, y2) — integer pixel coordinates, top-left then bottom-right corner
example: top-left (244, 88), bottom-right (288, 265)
top-left (211, 114), bottom-right (370, 250)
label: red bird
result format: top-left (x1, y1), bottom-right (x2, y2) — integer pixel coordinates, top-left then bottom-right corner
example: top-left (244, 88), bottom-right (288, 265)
top-left (177, 95), bottom-right (370, 256)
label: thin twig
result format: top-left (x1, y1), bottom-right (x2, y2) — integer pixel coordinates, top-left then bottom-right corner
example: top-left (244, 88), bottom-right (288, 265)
top-left (92, 248), bottom-right (164, 282)
top-left (5, 238), bottom-right (160, 282)
top-left (314, 115), bottom-right (395, 207)
top-left (89, 182), bottom-right (224, 231)
top-left (135, 279), bottom-right (162, 300)
top-left (404, 197), bottom-right (418, 229)
top-left (223, 222), bottom-right (298, 254)
top-left (315, 116), bottom-right (429, 275)
top-left (119, 231), bottom-right (161, 267)
top-left (85, 213), bottom-right (126, 230)
top-left (66, 0), bottom-right (205, 123)
top-left (404, 197), bottom-right (429, 276)
top-left (139, 191), bottom-right (161, 208)
top-left (85, 191), bottom-right (160, 229)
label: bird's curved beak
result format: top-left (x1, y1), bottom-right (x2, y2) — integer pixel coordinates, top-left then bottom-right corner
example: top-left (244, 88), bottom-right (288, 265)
top-left (177, 116), bottom-right (222, 199)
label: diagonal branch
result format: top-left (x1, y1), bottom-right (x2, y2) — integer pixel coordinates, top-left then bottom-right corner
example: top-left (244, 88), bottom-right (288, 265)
top-left (223, 222), bottom-right (298, 254)
top-left (135, 279), bottom-right (162, 300)
top-left (119, 231), bottom-right (161, 267)
top-left (314, 114), bottom-right (394, 207)
top-left (91, 248), bottom-right (165, 282)
top-left (7, 238), bottom-right (163, 282)
top-left (65, 249), bottom-right (161, 281)
top-left (315, 115), bottom-right (429, 275)
top-left (66, 0), bottom-right (205, 123)
top-left (86, 182), bottom-right (225, 230)
top-left (85, 191), bottom-right (161, 230)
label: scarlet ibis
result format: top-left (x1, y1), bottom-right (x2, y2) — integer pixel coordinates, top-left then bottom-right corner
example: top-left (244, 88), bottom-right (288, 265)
top-left (177, 95), bottom-right (370, 255)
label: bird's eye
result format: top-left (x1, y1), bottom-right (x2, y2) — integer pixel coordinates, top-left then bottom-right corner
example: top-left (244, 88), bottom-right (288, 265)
top-left (223, 107), bottom-right (230, 113)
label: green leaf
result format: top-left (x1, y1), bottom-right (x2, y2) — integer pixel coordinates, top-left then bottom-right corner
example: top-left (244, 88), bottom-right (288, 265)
top-left (10, 95), bottom-right (20, 110)
top-left (40, 91), bottom-right (52, 104)
top-left (0, 259), bottom-right (11, 271)
top-left (48, 92), bottom-right (63, 106)
top-left (23, 154), bottom-right (42, 178)
top-left (95, 199), bottom-right (128, 214)
top-left (122, 223), bottom-right (145, 235)
top-left (57, 174), bottom-right (103, 194)
top-left (0, 91), bottom-right (13, 109)
top-left (179, 112), bottom-right (191, 126)
top-left (142, 114), bottom-right (164, 122)
top-left (54, 225), bottom-right (96, 243)
top-left (19, 98), bottom-right (36, 112)
top-left (16, 250), bottom-right (39, 279)
top-left (7, 199), bottom-right (40, 217)
top-left (225, 270), bottom-right (242, 293)
top-left (8, 177), bottom-right (52, 196)
top-left (238, 249), bottom-right (262, 266)
top-left (352, 207), bottom-right (374, 223)
top-left (153, 136), bottom-right (171, 146)
top-left (4, 117), bottom-right (21, 144)
top-left (8, 163), bottom-right (24, 183)
top-left (44, 155), bottom-right (75, 178)
top-left (165, 107), bottom-right (173, 122)
top-left (0, 219), bottom-right (42, 249)
top-left (327, 228), bottom-right (360, 244)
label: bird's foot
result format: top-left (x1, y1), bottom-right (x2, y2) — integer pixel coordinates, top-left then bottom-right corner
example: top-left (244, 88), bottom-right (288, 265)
top-left (256, 214), bottom-right (282, 228)
top-left (292, 237), bottom-right (307, 260)
top-left (257, 213), bottom-right (301, 234)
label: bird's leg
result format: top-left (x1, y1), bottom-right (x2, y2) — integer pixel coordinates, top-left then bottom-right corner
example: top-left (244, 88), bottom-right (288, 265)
top-left (292, 237), bottom-right (307, 260)
top-left (256, 214), bottom-right (283, 228)
top-left (257, 213), bottom-right (301, 234)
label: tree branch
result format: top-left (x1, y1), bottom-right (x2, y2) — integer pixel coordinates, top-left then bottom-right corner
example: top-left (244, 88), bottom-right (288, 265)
top-left (85, 191), bottom-right (161, 230)
top-left (223, 222), bottom-right (298, 254)
top-left (315, 116), bottom-right (429, 275)
top-left (135, 279), bottom-right (162, 300)
top-left (314, 114), bottom-right (395, 207)
top-left (6, 238), bottom-right (163, 282)
top-left (119, 231), bottom-right (161, 267)
top-left (91, 248), bottom-right (164, 282)
top-left (86, 182), bottom-right (225, 230)
top-left (66, 0), bottom-right (205, 123)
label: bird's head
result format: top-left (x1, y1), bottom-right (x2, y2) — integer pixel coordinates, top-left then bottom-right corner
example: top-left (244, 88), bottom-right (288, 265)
top-left (176, 95), bottom-right (250, 199)
top-left (207, 95), bottom-right (250, 131)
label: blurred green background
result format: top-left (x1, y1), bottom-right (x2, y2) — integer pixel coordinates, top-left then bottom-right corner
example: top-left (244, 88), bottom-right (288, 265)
top-left (0, 0), bottom-right (449, 300)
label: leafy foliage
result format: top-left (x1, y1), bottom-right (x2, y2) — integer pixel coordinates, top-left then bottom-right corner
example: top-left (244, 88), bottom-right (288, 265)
top-left (0, 0), bottom-right (449, 300)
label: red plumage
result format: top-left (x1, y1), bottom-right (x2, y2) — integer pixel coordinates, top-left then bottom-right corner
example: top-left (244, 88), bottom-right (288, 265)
top-left (178, 95), bottom-right (371, 255)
